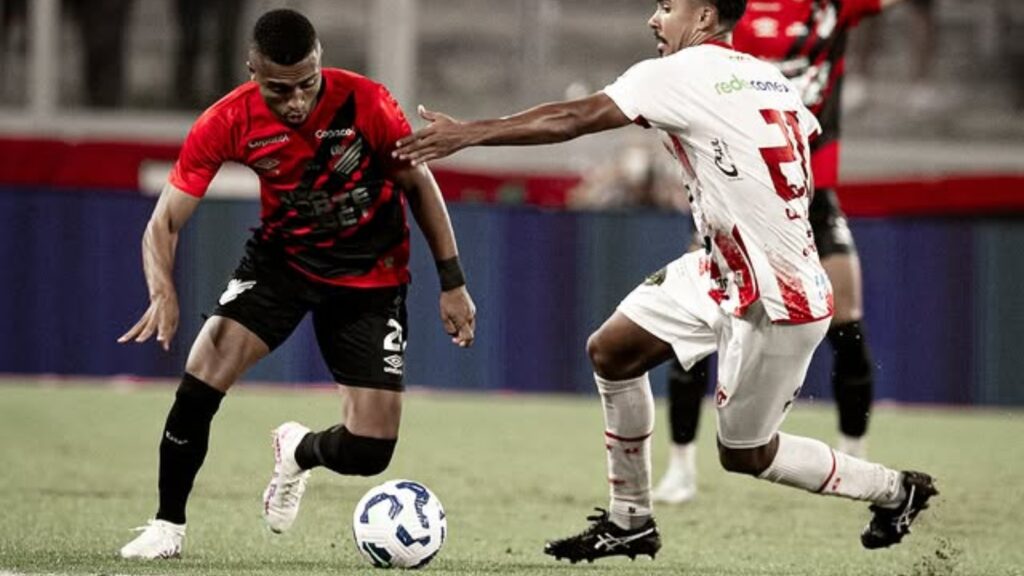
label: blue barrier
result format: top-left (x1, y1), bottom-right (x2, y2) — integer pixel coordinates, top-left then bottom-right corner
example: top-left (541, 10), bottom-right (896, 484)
top-left (1, 186), bottom-right (1021, 406)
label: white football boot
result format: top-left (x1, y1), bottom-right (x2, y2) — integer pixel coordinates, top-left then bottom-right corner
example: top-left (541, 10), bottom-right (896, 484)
top-left (262, 421), bottom-right (312, 533)
top-left (651, 443), bottom-right (698, 504)
top-left (119, 519), bottom-right (185, 559)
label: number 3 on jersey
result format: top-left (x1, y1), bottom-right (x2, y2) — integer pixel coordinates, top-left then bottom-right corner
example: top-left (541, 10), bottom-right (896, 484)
top-left (758, 109), bottom-right (810, 202)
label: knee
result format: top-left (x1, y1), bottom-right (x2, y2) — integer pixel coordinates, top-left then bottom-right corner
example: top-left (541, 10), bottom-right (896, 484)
top-left (587, 330), bottom-right (630, 380)
top-left (587, 331), bottom-right (611, 376)
top-left (351, 441), bottom-right (395, 476)
top-left (717, 440), bottom-right (776, 477)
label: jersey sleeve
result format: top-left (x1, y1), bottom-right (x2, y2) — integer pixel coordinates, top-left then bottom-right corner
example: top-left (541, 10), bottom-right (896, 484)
top-left (602, 58), bottom-right (682, 129)
top-left (363, 84), bottom-right (414, 175)
top-left (798, 103), bottom-right (822, 143)
top-left (167, 109), bottom-right (235, 197)
top-left (837, 0), bottom-right (882, 26)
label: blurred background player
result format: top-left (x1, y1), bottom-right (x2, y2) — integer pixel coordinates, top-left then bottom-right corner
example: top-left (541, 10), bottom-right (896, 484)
top-left (652, 0), bottom-right (918, 506)
top-left (846, 0), bottom-right (937, 113)
top-left (173, 0), bottom-right (247, 108)
top-left (395, 0), bottom-right (938, 563)
top-left (117, 8), bottom-right (475, 559)
top-left (568, 137), bottom-right (686, 213)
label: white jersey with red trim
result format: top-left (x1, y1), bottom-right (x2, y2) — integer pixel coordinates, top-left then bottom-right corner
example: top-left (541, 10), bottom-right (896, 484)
top-left (603, 42), bottom-right (833, 324)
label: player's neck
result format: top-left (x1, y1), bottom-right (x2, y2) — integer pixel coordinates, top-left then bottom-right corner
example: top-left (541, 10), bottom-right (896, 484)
top-left (693, 30), bottom-right (733, 50)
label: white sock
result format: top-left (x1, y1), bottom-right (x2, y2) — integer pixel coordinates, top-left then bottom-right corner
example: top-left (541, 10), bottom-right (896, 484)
top-left (595, 373), bottom-right (654, 529)
top-left (759, 433), bottom-right (904, 506)
top-left (668, 442), bottom-right (697, 477)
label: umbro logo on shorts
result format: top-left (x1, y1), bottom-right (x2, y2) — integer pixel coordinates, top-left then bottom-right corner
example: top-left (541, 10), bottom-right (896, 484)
top-left (219, 279), bottom-right (257, 305)
top-left (383, 354), bottom-right (404, 375)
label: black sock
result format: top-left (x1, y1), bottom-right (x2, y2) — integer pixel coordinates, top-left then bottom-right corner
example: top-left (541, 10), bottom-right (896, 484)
top-left (155, 373), bottom-right (224, 525)
top-left (667, 356), bottom-right (710, 445)
top-left (828, 321), bottom-right (874, 438)
top-left (295, 425), bottom-right (396, 477)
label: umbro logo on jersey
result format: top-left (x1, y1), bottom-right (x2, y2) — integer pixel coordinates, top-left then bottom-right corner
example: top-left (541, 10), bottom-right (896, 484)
top-left (315, 128), bottom-right (355, 140)
top-left (593, 528), bottom-right (655, 552)
top-left (248, 133), bottom-right (290, 148)
top-left (219, 279), bottom-right (257, 305)
top-left (252, 157), bottom-right (280, 172)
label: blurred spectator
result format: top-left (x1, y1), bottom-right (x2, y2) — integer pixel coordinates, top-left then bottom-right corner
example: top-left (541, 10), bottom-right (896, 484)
top-left (174, 0), bottom-right (247, 108)
top-left (64, 0), bottom-right (134, 108)
top-left (846, 0), bottom-right (937, 112)
top-left (1, 0), bottom-right (27, 103)
top-left (568, 139), bottom-right (686, 212)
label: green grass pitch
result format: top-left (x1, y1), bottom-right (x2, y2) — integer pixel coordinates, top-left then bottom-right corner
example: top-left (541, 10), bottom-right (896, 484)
top-left (1, 381), bottom-right (1022, 575)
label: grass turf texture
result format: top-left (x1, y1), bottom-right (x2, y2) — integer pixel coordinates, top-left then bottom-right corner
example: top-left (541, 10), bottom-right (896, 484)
top-left (1, 381), bottom-right (1022, 576)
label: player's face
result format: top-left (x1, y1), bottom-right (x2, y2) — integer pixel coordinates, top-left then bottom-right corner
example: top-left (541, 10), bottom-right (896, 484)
top-left (648, 0), bottom-right (714, 56)
top-left (249, 44), bottom-right (324, 126)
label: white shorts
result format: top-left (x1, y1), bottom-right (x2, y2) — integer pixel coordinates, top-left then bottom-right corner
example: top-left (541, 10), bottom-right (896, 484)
top-left (617, 251), bottom-right (830, 449)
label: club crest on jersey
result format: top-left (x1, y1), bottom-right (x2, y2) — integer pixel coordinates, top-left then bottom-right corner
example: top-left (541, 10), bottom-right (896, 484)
top-left (331, 138), bottom-right (364, 176)
top-left (643, 268), bottom-right (667, 286)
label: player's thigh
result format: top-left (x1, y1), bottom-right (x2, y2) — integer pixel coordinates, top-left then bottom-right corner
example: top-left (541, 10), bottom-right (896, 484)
top-left (313, 285), bottom-right (408, 394)
top-left (192, 263), bottom-right (311, 391)
top-left (588, 311), bottom-right (676, 379)
top-left (185, 316), bottom-right (271, 392)
top-left (715, 304), bottom-right (829, 449)
top-left (615, 252), bottom-right (720, 372)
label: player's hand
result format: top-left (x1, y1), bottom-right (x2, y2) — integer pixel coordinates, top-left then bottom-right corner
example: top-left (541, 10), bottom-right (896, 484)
top-left (393, 105), bottom-right (468, 166)
top-left (117, 293), bottom-right (180, 352)
top-left (439, 286), bottom-right (476, 348)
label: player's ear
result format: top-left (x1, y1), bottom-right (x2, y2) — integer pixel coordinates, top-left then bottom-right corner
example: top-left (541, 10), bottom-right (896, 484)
top-left (246, 61), bottom-right (256, 81)
top-left (699, 3), bottom-right (716, 29)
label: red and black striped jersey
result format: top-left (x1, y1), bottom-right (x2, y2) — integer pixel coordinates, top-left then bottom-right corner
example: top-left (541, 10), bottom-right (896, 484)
top-left (733, 0), bottom-right (881, 187)
top-left (169, 68), bottom-right (414, 288)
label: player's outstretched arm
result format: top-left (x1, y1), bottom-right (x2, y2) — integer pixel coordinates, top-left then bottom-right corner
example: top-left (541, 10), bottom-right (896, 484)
top-left (118, 183), bottom-right (201, 351)
top-left (393, 93), bottom-right (631, 166)
top-left (395, 164), bottom-right (476, 348)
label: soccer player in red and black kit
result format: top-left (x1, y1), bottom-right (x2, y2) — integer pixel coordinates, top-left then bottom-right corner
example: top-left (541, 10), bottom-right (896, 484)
top-left (117, 9), bottom-right (476, 559)
top-left (652, 0), bottom-right (913, 505)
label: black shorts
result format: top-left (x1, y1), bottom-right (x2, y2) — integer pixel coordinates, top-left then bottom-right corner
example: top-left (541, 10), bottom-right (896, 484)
top-left (809, 187), bottom-right (857, 258)
top-left (212, 242), bottom-right (409, 391)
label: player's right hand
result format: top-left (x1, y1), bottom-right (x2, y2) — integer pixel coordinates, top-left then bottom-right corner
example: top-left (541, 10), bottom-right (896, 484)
top-left (440, 286), bottom-right (476, 348)
top-left (393, 105), bottom-right (469, 166)
top-left (117, 293), bottom-right (180, 351)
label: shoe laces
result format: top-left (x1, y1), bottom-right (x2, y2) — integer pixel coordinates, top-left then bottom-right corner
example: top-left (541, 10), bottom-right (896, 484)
top-left (131, 519), bottom-right (171, 534)
top-left (272, 473), bottom-right (307, 508)
top-left (579, 508), bottom-right (614, 536)
top-left (894, 484), bottom-right (917, 534)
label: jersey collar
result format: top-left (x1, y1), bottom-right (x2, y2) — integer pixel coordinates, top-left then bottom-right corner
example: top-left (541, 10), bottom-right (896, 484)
top-left (702, 38), bottom-right (734, 50)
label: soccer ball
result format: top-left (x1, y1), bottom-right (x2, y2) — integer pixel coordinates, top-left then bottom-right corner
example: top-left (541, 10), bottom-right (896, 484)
top-left (352, 479), bottom-right (447, 569)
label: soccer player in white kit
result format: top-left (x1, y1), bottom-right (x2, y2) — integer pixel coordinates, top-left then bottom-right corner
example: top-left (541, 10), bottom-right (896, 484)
top-left (394, 0), bottom-right (937, 563)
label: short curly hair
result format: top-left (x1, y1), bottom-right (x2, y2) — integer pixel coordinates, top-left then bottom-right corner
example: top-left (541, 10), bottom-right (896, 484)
top-left (711, 0), bottom-right (747, 27)
top-left (252, 9), bottom-right (318, 65)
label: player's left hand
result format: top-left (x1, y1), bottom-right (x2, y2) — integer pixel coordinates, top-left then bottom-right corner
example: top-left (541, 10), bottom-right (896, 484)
top-left (439, 286), bottom-right (476, 348)
top-left (393, 106), bottom-right (469, 166)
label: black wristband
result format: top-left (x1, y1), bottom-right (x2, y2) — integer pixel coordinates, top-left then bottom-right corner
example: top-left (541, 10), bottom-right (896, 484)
top-left (436, 256), bottom-right (466, 291)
